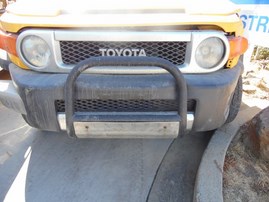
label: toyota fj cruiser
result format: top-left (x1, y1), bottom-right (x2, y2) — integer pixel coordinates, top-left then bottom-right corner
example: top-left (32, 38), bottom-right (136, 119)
top-left (0, 0), bottom-right (248, 138)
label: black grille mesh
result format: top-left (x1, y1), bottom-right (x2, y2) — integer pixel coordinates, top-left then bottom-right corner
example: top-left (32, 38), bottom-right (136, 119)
top-left (60, 41), bottom-right (187, 65)
top-left (55, 99), bottom-right (195, 112)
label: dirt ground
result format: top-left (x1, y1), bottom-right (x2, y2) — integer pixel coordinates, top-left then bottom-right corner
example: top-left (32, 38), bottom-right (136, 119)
top-left (0, 69), bottom-right (11, 80)
top-left (223, 127), bottom-right (269, 202)
top-left (223, 61), bottom-right (269, 202)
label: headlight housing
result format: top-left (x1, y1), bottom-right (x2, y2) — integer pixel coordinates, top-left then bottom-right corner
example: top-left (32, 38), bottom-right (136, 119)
top-left (16, 30), bottom-right (230, 73)
top-left (21, 35), bottom-right (51, 68)
top-left (195, 37), bottom-right (225, 69)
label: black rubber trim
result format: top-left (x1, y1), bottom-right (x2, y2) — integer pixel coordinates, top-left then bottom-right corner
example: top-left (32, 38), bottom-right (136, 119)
top-left (225, 76), bottom-right (242, 123)
top-left (65, 57), bottom-right (187, 138)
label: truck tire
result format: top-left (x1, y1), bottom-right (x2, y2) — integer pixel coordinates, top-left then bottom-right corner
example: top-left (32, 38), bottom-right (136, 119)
top-left (22, 114), bottom-right (31, 126)
top-left (225, 76), bottom-right (242, 123)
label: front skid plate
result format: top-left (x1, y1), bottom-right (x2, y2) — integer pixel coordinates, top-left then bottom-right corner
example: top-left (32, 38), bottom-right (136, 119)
top-left (74, 122), bottom-right (179, 138)
top-left (58, 113), bottom-right (194, 138)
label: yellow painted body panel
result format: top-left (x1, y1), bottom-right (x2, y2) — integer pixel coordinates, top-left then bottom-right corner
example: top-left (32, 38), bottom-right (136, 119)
top-left (0, 0), bottom-right (244, 69)
top-left (9, 54), bottom-right (28, 69)
top-left (1, 13), bottom-right (244, 35)
top-left (1, 0), bottom-right (243, 35)
top-left (5, 0), bottom-right (240, 17)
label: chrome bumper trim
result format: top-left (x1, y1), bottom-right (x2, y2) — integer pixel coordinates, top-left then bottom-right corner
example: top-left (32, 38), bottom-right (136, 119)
top-left (57, 112), bottom-right (194, 138)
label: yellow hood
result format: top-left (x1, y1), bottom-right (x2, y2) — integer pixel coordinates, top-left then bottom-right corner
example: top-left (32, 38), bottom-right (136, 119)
top-left (1, 0), bottom-right (242, 34)
top-left (6, 0), bottom-right (239, 16)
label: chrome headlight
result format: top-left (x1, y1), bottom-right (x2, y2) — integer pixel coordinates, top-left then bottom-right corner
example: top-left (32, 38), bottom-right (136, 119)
top-left (195, 37), bottom-right (225, 69)
top-left (21, 35), bottom-right (51, 68)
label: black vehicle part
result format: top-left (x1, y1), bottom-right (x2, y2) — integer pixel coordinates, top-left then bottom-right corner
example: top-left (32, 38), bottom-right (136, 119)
top-left (65, 57), bottom-right (187, 138)
top-left (225, 76), bottom-right (242, 123)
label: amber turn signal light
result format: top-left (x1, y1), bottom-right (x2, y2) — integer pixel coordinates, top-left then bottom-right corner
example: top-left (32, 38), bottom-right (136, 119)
top-left (0, 30), bottom-right (18, 56)
top-left (228, 36), bottom-right (248, 59)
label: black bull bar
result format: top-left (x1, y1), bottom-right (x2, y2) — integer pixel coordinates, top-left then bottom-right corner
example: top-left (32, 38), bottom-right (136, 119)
top-left (64, 57), bottom-right (187, 138)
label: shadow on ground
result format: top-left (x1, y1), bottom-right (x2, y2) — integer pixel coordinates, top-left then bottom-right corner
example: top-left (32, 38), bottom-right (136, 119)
top-left (0, 105), bottom-right (211, 202)
top-left (1, 129), bottom-right (173, 202)
top-left (147, 132), bottom-right (211, 202)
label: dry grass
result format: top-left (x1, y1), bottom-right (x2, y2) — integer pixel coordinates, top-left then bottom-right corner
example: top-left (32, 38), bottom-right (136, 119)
top-left (251, 180), bottom-right (269, 194)
top-left (223, 129), bottom-right (269, 202)
top-left (223, 153), bottom-right (236, 173)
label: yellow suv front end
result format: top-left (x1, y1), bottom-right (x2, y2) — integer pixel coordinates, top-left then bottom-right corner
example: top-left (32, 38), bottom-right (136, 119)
top-left (0, 0), bottom-right (248, 138)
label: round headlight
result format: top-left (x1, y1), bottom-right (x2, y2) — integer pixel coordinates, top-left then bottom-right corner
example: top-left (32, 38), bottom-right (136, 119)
top-left (195, 37), bottom-right (225, 69)
top-left (21, 35), bottom-right (51, 68)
